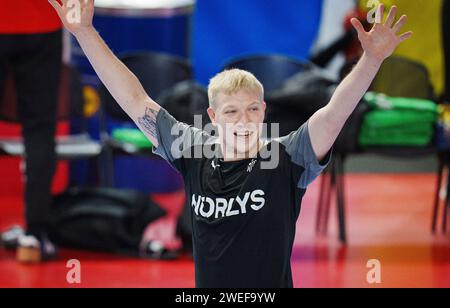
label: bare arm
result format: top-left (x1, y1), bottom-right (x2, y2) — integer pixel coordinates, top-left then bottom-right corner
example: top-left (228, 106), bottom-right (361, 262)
top-left (49, 0), bottom-right (161, 146)
top-left (308, 5), bottom-right (413, 160)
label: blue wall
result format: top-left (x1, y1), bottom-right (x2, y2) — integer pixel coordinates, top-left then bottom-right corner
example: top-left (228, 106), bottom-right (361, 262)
top-left (192, 0), bottom-right (323, 85)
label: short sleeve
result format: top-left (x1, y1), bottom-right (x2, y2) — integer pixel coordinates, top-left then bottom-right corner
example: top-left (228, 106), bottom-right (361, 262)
top-left (279, 121), bottom-right (332, 189)
top-left (152, 108), bottom-right (213, 174)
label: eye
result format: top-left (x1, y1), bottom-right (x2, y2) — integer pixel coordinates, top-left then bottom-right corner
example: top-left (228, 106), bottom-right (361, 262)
top-left (225, 110), bottom-right (237, 114)
top-left (250, 107), bottom-right (259, 112)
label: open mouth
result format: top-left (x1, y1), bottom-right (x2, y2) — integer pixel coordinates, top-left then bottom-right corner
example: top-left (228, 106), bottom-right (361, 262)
top-left (233, 131), bottom-right (253, 137)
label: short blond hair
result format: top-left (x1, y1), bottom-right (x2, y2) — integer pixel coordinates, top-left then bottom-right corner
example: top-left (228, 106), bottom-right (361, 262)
top-left (208, 69), bottom-right (264, 108)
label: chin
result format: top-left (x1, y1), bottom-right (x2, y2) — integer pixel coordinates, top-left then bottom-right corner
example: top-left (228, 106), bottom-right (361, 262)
top-left (227, 140), bottom-right (259, 158)
top-left (221, 130), bottom-right (261, 157)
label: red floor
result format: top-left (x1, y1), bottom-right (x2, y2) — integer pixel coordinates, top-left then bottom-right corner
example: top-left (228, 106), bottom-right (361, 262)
top-left (1, 173), bottom-right (450, 288)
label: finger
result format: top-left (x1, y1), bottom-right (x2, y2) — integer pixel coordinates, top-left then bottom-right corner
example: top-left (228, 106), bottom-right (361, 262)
top-left (384, 5), bottom-right (397, 28)
top-left (375, 4), bottom-right (385, 24)
top-left (393, 15), bottom-right (407, 33)
top-left (81, 0), bottom-right (94, 12)
top-left (83, 0), bottom-right (94, 7)
top-left (48, 0), bottom-right (63, 14)
top-left (399, 31), bottom-right (413, 42)
top-left (351, 18), bottom-right (366, 36)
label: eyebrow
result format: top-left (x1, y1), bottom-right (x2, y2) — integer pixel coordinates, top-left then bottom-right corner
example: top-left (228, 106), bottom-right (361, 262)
top-left (221, 101), bottom-right (260, 111)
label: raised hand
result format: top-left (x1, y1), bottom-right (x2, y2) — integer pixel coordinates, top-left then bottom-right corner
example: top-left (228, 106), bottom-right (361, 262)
top-left (351, 4), bottom-right (413, 62)
top-left (48, 0), bottom-right (95, 36)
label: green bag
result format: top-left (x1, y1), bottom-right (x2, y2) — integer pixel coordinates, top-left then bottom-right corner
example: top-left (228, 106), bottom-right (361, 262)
top-left (359, 92), bottom-right (438, 147)
top-left (111, 128), bottom-right (153, 149)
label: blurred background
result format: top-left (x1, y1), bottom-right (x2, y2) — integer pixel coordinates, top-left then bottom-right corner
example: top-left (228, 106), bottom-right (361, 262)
top-left (0, 0), bottom-right (449, 288)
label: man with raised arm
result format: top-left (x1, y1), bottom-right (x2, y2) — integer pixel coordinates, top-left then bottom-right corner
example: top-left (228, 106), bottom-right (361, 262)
top-left (49, 0), bottom-right (412, 287)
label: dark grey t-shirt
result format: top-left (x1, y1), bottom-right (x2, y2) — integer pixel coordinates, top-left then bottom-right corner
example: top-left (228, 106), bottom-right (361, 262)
top-left (153, 108), bottom-right (331, 288)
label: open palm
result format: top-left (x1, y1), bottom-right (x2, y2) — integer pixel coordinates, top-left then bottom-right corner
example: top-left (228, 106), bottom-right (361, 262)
top-left (351, 5), bottom-right (413, 62)
top-left (49, 0), bottom-right (95, 35)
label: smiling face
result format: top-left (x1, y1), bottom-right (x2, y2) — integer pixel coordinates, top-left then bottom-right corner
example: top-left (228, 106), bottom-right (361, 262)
top-left (207, 69), bottom-right (266, 161)
top-left (206, 69), bottom-right (267, 161)
top-left (208, 90), bottom-right (266, 160)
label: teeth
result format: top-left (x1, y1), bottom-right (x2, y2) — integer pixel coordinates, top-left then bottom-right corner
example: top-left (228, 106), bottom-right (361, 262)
top-left (235, 132), bottom-right (251, 137)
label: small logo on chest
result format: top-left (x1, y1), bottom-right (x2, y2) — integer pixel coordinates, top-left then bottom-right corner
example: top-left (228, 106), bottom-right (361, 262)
top-left (211, 160), bottom-right (221, 170)
top-left (247, 159), bottom-right (257, 173)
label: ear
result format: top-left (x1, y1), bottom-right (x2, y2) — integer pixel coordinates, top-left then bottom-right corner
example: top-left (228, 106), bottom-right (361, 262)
top-left (207, 107), bottom-right (216, 124)
top-left (262, 101), bottom-right (267, 120)
top-left (262, 101), bottom-right (267, 112)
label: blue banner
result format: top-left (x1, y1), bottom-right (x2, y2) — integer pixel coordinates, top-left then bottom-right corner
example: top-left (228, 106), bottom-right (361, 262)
top-left (192, 0), bottom-right (323, 85)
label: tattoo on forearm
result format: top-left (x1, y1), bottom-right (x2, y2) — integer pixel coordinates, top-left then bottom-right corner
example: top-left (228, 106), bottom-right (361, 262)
top-left (137, 107), bottom-right (158, 140)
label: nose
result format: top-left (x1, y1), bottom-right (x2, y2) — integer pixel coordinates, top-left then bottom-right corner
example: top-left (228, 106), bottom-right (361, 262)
top-left (239, 111), bottom-right (249, 125)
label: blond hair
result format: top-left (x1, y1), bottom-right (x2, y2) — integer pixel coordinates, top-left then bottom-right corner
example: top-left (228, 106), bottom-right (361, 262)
top-left (208, 69), bottom-right (264, 108)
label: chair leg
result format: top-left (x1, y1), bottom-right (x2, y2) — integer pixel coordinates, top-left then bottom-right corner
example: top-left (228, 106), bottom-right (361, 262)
top-left (316, 169), bottom-right (331, 234)
top-left (103, 146), bottom-right (115, 188)
top-left (87, 156), bottom-right (99, 186)
top-left (447, 201), bottom-right (450, 234)
top-left (316, 172), bottom-right (326, 234)
top-left (97, 148), bottom-right (110, 187)
top-left (442, 200), bottom-right (450, 234)
top-left (443, 198), bottom-right (449, 234)
top-left (336, 155), bottom-right (347, 244)
top-left (432, 154), bottom-right (444, 234)
top-left (322, 159), bottom-right (336, 235)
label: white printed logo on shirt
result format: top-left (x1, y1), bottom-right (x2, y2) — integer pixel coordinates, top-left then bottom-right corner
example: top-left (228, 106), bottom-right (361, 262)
top-left (191, 190), bottom-right (266, 219)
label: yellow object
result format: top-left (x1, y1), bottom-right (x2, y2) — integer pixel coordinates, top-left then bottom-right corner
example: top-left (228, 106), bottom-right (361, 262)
top-left (83, 85), bottom-right (101, 118)
top-left (438, 104), bottom-right (450, 130)
top-left (17, 246), bottom-right (41, 264)
top-left (358, 0), bottom-right (445, 97)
